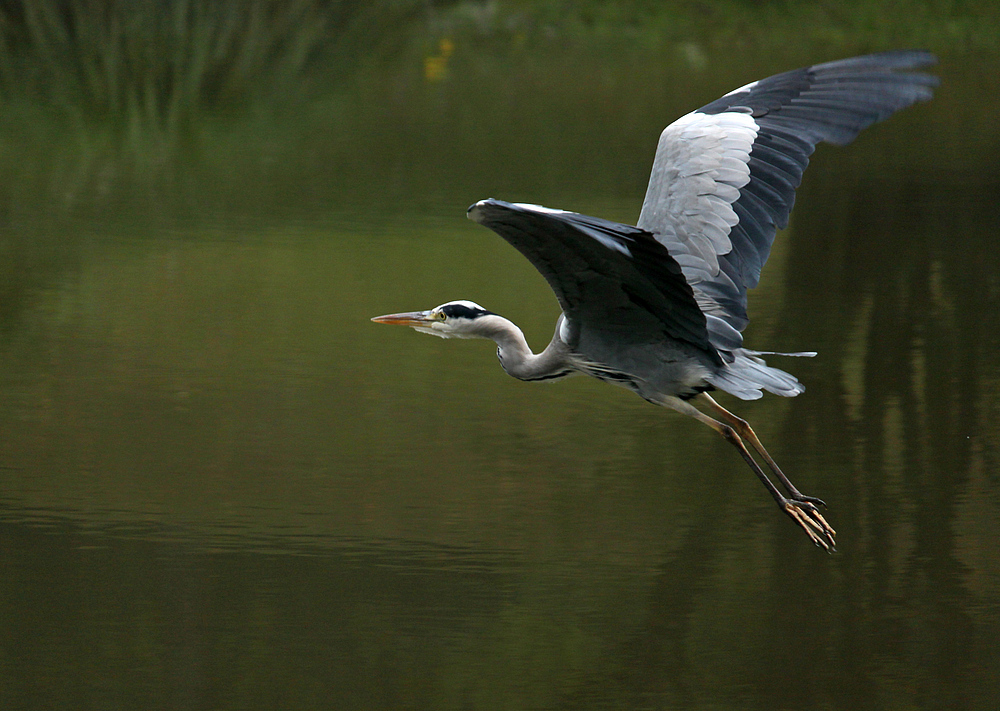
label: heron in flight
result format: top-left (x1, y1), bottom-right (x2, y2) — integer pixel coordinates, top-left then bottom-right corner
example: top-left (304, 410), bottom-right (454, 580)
top-left (373, 51), bottom-right (937, 550)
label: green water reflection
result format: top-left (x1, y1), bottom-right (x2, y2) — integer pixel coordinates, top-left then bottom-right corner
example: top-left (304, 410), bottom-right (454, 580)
top-left (2, 9), bottom-right (1000, 711)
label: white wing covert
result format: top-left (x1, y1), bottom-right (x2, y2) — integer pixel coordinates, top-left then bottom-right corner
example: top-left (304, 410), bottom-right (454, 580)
top-left (637, 50), bottom-right (938, 353)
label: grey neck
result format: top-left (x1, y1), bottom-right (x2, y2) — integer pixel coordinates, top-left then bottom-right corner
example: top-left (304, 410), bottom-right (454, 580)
top-left (484, 314), bottom-right (574, 382)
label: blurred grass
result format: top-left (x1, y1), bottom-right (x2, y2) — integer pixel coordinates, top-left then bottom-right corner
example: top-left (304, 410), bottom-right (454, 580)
top-left (1, 0), bottom-right (996, 136)
top-left (0, 0), bottom-right (441, 158)
top-left (0, 1), bottom-right (329, 141)
top-left (0, 0), bottom-right (995, 221)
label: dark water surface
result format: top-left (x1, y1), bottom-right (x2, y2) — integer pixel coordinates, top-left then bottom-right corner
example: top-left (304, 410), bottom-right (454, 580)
top-left (1, 38), bottom-right (999, 710)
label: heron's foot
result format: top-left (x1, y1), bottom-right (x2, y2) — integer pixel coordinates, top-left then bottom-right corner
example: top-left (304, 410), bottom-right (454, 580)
top-left (782, 499), bottom-right (836, 552)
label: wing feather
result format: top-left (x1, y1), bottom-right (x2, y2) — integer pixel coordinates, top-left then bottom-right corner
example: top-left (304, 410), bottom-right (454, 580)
top-left (637, 50), bottom-right (938, 351)
top-left (468, 199), bottom-right (719, 362)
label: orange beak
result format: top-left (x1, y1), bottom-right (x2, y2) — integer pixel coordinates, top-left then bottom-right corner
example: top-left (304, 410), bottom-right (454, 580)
top-left (371, 311), bottom-right (433, 327)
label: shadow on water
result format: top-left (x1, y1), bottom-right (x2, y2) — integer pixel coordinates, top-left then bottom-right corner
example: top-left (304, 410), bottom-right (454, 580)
top-left (2, 3), bottom-right (1000, 709)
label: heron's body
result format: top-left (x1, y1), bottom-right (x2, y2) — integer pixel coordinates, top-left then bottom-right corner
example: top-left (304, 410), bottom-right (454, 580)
top-left (374, 51), bottom-right (938, 550)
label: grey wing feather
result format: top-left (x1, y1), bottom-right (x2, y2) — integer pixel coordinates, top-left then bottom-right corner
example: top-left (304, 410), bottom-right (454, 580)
top-left (637, 50), bottom-right (938, 350)
top-left (468, 199), bottom-right (719, 362)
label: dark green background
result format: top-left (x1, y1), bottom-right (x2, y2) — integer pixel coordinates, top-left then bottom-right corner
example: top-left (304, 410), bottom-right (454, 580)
top-left (1, 2), bottom-right (998, 709)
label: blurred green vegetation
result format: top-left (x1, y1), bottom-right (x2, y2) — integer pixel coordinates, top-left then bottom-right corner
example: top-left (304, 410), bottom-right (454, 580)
top-left (0, 0), bottom-right (323, 135)
top-left (0, 0), bottom-right (996, 150)
top-left (0, 0), bottom-right (437, 139)
top-left (499, 0), bottom-right (1000, 49)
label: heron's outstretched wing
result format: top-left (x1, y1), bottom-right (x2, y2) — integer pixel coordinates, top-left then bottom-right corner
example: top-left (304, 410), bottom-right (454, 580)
top-left (468, 199), bottom-right (719, 362)
top-left (637, 50), bottom-right (938, 350)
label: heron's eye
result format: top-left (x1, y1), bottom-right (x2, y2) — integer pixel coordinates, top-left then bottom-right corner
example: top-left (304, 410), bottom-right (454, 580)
top-left (435, 312), bottom-right (447, 321)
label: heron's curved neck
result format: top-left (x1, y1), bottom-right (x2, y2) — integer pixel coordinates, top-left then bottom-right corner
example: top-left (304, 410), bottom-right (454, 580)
top-left (480, 315), bottom-right (572, 381)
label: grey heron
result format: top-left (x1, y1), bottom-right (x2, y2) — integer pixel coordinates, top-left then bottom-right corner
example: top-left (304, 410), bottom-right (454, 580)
top-left (373, 51), bottom-right (938, 550)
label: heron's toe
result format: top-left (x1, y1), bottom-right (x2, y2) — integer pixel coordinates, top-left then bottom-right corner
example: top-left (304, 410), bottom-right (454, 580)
top-left (783, 500), bottom-right (836, 552)
top-left (794, 493), bottom-right (827, 508)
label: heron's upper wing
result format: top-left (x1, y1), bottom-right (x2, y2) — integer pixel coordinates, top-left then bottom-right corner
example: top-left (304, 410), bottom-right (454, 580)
top-left (468, 199), bottom-right (719, 362)
top-left (637, 50), bottom-right (938, 349)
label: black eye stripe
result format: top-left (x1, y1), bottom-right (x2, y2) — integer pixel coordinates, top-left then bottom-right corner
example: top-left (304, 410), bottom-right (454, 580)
top-left (440, 304), bottom-right (495, 319)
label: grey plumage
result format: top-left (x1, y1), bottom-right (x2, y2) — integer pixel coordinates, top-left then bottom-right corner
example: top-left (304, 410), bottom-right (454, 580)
top-left (374, 51), bottom-right (939, 550)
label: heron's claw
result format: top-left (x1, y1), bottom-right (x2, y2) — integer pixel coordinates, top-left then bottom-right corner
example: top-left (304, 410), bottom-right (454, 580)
top-left (793, 493), bottom-right (827, 508)
top-left (782, 499), bottom-right (836, 552)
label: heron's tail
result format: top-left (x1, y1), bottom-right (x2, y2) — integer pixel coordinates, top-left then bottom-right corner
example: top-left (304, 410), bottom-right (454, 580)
top-left (707, 349), bottom-right (815, 400)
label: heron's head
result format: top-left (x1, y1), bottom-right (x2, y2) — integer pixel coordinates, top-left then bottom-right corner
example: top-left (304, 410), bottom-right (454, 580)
top-left (371, 300), bottom-right (498, 339)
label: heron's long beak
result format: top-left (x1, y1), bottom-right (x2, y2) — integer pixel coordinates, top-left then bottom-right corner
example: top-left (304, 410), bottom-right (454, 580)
top-left (371, 310), bottom-right (432, 327)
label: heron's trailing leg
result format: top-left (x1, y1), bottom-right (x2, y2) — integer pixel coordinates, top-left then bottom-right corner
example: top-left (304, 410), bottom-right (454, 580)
top-left (697, 393), bottom-right (826, 508)
top-left (664, 396), bottom-right (836, 551)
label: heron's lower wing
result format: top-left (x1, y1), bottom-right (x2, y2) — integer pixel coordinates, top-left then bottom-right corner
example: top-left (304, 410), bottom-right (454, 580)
top-left (468, 199), bottom-right (718, 362)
